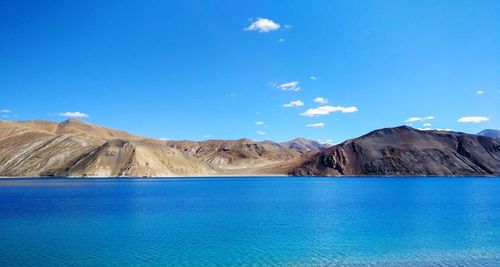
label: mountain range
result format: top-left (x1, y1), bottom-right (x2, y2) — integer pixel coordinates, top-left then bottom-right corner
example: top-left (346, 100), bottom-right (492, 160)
top-left (0, 119), bottom-right (499, 177)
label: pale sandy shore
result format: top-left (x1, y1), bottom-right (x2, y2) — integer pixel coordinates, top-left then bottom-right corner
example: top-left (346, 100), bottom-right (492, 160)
top-left (0, 174), bottom-right (290, 179)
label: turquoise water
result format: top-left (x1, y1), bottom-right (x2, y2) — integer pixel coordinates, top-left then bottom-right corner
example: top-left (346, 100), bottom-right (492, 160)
top-left (0, 178), bottom-right (499, 266)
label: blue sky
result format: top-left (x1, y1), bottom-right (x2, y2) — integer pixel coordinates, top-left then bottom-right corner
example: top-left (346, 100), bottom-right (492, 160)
top-left (1, 0), bottom-right (499, 143)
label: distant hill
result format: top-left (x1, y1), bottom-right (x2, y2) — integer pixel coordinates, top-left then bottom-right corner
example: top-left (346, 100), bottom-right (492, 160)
top-left (290, 126), bottom-right (500, 176)
top-left (278, 138), bottom-right (330, 153)
top-left (165, 138), bottom-right (306, 172)
top-left (478, 129), bottom-right (500, 139)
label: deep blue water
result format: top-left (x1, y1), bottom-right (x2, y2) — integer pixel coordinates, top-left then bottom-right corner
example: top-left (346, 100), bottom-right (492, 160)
top-left (0, 177), bottom-right (499, 266)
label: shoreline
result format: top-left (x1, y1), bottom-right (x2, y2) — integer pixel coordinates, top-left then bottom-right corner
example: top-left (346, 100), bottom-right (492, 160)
top-left (1, 174), bottom-right (499, 179)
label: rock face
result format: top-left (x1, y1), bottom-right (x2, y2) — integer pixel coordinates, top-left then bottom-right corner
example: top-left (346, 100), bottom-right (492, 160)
top-left (0, 119), bottom-right (215, 177)
top-left (291, 126), bottom-right (500, 176)
top-left (478, 129), bottom-right (500, 139)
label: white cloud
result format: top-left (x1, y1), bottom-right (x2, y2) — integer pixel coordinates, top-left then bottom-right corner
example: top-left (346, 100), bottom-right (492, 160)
top-left (275, 81), bottom-right (301, 91)
top-left (157, 137), bottom-right (169, 141)
top-left (476, 90), bottom-right (484, 95)
top-left (404, 116), bottom-right (435, 123)
top-left (282, 100), bottom-right (304, 107)
top-left (244, 18), bottom-right (280, 33)
top-left (59, 111), bottom-right (89, 118)
top-left (203, 134), bottom-right (213, 139)
top-left (313, 97), bottom-right (328, 105)
top-left (309, 76), bottom-right (319, 81)
top-left (255, 120), bottom-right (264, 125)
top-left (306, 122), bottom-right (325, 127)
top-left (278, 38), bottom-right (284, 43)
top-left (301, 105), bottom-right (358, 116)
top-left (418, 128), bottom-right (452, 131)
top-left (457, 116), bottom-right (490, 123)
top-left (257, 130), bottom-right (266, 135)
top-left (1, 109), bottom-right (11, 113)
top-left (423, 123), bottom-right (432, 127)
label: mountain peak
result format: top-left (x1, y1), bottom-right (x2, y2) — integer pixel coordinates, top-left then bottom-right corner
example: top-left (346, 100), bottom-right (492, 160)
top-left (54, 118), bottom-right (141, 140)
top-left (291, 137), bottom-right (308, 142)
top-left (478, 129), bottom-right (500, 139)
top-left (362, 125), bottom-right (417, 137)
top-left (61, 118), bottom-right (86, 124)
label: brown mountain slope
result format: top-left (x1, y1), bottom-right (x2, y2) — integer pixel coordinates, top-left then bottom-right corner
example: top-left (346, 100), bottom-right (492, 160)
top-left (0, 119), bottom-right (142, 141)
top-left (49, 139), bottom-right (216, 177)
top-left (0, 131), bottom-right (101, 177)
top-left (165, 138), bottom-right (305, 171)
top-left (0, 120), bottom-right (214, 177)
top-left (290, 126), bottom-right (500, 176)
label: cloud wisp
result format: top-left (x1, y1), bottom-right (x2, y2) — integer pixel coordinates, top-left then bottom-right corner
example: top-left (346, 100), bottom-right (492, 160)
top-left (417, 128), bottom-right (452, 131)
top-left (301, 105), bottom-right (358, 116)
top-left (255, 120), bottom-right (264, 125)
top-left (306, 122), bottom-right (325, 127)
top-left (313, 97), bottom-right (328, 105)
top-left (309, 76), bottom-right (319, 81)
top-left (476, 90), bottom-right (484, 95)
top-left (59, 112), bottom-right (89, 118)
top-left (257, 130), bottom-right (266, 135)
top-left (404, 116), bottom-right (435, 123)
top-left (283, 100), bottom-right (304, 108)
top-left (275, 81), bottom-right (301, 91)
top-left (457, 116), bottom-right (489, 123)
top-left (1, 109), bottom-right (11, 113)
top-left (244, 18), bottom-right (280, 33)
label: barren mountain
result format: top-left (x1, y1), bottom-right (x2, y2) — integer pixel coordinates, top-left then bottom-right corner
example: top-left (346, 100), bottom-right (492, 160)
top-left (0, 119), bottom-right (215, 177)
top-left (165, 138), bottom-right (306, 172)
top-left (290, 126), bottom-right (500, 176)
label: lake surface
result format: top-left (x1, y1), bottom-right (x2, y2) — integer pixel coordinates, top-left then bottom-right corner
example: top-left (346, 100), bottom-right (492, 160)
top-left (0, 177), bottom-right (499, 266)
